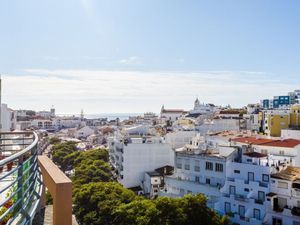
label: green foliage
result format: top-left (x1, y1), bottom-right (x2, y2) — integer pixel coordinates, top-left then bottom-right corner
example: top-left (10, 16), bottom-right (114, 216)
top-left (52, 141), bottom-right (79, 172)
top-left (71, 148), bottom-right (228, 225)
top-left (45, 190), bottom-right (53, 205)
top-left (112, 195), bottom-right (228, 225)
top-left (73, 159), bottom-right (112, 189)
top-left (73, 182), bottom-right (136, 225)
top-left (49, 137), bottom-right (61, 145)
top-left (74, 148), bottom-right (109, 166)
top-left (113, 198), bottom-right (159, 225)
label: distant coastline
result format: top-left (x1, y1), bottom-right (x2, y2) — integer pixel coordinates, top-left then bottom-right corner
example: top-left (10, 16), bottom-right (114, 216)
top-left (56, 113), bottom-right (144, 121)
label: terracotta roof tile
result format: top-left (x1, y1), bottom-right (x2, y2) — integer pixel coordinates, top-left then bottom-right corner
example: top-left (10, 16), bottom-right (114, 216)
top-left (232, 137), bottom-right (300, 148)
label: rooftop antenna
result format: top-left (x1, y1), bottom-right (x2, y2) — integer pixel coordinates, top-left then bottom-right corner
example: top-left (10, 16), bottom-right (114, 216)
top-left (80, 109), bottom-right (84, 121)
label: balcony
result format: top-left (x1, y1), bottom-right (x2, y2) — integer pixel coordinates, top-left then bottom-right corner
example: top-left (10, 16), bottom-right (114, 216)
top-left (234, 194), bottom-right (249, 202)
top-left (0, 131), bottom-right (42, 225)
top-left (292, 207), bottom-right (300, 217)
top-left (0, 132), bottom-right (72, 225)
top-left (292, 188), bottom-right (300, 197)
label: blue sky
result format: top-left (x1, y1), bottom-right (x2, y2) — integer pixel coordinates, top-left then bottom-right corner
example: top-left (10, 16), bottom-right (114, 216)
top-left (1, 0), bottom-right (300, 113)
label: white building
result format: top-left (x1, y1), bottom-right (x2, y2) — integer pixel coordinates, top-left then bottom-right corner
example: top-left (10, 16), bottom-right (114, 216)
top-left (282, 129), bottom-right (300, 140)
top-left (53, 117), bottom-right (84, 129)
top-left (216, 150), bottom-right (291, 225)
top-left (165, 130), bottom-right (197, 149)
top-left (264, 166), bottom-right (300, 225)
top-left (109, 133), bottom-right (174, 188)
top-left (243, 113), bottom-right (261, 132)
top-left (1, 104), bottom-right (16, 131)
top-left (31, 119), bottom-right (53, 130)
top-left (75, 126), bottom-right (95, 139)
top-left (15, 121), bottom-right (32, 130)
top-left (188, 98), bottom-right (215, 116)
top-left (161, 134), bottom-right (236, 207)
top-left (142, 171), bottom-right (162, 199)
top-left (196, 118), bottom-right (241, 134)
top-left (160, 105), bottom-right (185, 122)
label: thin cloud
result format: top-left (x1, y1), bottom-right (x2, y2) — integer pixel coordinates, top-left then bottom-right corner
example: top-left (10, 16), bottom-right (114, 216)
top-left (119, 56), bottom-right (141, 65)
top-left (2, 69), bottom-right (298, 114)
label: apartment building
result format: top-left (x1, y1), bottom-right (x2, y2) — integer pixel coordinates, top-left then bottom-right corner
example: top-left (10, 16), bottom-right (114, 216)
top-left (264, 167), bottom-right (300, 225)
top-left (108, 132), bottom-right (174, 188)
top-left (161, 134), bottom-right (237, 207)
top-left (217, 149), bottom-right (293, 225)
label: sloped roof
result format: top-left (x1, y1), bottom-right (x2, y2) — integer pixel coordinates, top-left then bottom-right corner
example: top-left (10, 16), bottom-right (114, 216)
top-left (232, 137), bottom-right (300, 148)
top-left (271, 166), bottom-right (300, 181)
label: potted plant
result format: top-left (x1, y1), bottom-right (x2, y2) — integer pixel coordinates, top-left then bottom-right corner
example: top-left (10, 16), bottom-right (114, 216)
top-left (7, 162), bottom-right (13, 171)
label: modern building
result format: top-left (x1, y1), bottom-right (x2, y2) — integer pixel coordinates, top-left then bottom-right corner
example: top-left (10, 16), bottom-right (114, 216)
top-left (108, 132), bottom-right (174, 188)
top-left (261, 90), bottom-right (300, 109)
top-left (161, 134), bottom-right (237, 207)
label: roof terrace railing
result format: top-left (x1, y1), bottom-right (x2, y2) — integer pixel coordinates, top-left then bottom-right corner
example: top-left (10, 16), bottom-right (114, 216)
top-left (0, 131), bottom-right (42, 225)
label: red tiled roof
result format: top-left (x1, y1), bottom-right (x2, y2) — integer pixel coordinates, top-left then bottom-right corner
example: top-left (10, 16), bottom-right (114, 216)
top-left (232, 137), bottom-right (300, 148)
top-left (260, 139), bottom-right (300, 148)
top-left (162, 109), bottom-right (184, 113)
top-left (244, 152), bottom-right (268, 158)
top-left (232, 137), bottom-right (275, 145)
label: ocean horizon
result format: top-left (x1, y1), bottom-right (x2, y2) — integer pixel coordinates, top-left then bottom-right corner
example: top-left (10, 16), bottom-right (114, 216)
top-left (56, 113), bottom-right (145, 121)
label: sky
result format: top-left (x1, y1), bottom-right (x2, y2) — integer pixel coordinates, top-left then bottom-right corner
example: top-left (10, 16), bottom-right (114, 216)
top-left (0, 0), bottom-right (300, 114)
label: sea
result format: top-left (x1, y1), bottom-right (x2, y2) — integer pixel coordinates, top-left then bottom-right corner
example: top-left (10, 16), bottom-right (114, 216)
top-left (57, 113), bottom-right (143, 121)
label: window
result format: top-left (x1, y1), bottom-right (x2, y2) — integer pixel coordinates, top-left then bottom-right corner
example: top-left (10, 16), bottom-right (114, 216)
top-left (184, 164), bottom-right (190, 170)
top-left (187, 190), bottom-right (192, 194)
top-left (244, 188), bottom-right (249, 192)
top-left (225, 202), bottom-right (231, 214)
top-left (184, 159), bottom-right (190, 170)
top-left (194, 160), bottom-right (200, 172)
top-left (229, 185), bottom-right (236, 195)
top-left (262, 174), bottom-right (269, 182)
top-left (258, 191), bottom-right (265, 203)
top-left (239, 205), bottom-right (245, 217)
top-left (253, 209), bottom-right (260, 220)
top-left (206, 162), bottom-right (213, 171)
top-left (248, 172), bottom-right (254, 181)
top-left (177, 158), bottom-right (182, 169)
top-left (206, 178), bottom-right (210, 185)
top-left (215, 163), bottom-right (223, 172)
top-left (234, 170), bottom-right (240, 174)
top-left (278, 181), bottom-right (288, 189)
top-left (195, 176), bottom-right (200, 183)
top-left (279, 150), bottom-right (284, 155)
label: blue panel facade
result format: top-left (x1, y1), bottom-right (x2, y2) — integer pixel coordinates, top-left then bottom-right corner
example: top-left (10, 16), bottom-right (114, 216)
top-left (262, 99), bottom-right (269, 109)
top-left (278, 96), bottom-right (290, 106)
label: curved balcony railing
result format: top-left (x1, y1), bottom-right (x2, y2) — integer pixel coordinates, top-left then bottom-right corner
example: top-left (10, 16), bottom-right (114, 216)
top-left (0, 131), bottom-right (42, 225)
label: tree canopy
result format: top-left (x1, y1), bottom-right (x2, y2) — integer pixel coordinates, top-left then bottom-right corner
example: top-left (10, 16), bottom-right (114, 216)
top-left (52, 141), bottom-right (79, 172)
top-left (73, 182), bottom-right (136, 225)
top-left (52, 144), bottom-right (229, 225)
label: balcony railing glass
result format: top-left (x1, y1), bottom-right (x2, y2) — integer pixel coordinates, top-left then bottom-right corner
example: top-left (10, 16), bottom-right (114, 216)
top-left (0, 132), bottom-right (42, 225)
